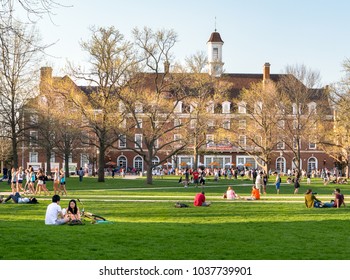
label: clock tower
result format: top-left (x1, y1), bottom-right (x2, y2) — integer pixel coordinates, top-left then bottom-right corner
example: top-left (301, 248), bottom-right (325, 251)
top-left (207, 30), bottom-right (224, 77)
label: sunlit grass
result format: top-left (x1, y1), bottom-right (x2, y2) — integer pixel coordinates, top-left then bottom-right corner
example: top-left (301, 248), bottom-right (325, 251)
top-left (0, 175), bottom-right (349, 260)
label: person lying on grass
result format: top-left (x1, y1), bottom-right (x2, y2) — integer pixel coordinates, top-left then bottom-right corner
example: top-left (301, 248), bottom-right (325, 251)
top-left (304, 189), bottom-right (323, 208)
top-left (0, 192), bottom-right (38, 204)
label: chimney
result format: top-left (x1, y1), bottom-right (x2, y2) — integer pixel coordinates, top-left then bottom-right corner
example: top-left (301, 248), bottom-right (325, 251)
top-left (40, 67), bottom-right (52, 81)
top-left (164, 61), bottom-right (170, 74)
top-left (40, 67), bottom-right (53, 93)
top-left (263, 62), bottom-right (270, 81)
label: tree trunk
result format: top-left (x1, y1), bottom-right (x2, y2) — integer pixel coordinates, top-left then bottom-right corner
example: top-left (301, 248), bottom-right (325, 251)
top-left (193, 145), bottom-right (199, 170)
top-left (146, 149), bottom-right (153, 185)
top-left (12, 137), bottom-right (18, 168)
top-left (46, 149), bottom-right (52, 176)
top-left (97, 147), bottom-right (105, 182)
top-left (64, 151), bottom-right (70, 178)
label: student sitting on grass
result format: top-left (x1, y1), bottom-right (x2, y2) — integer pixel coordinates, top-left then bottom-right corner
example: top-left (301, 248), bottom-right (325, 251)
top-left (322, 188), bottom-right (346, 208)
top-left (45, 194), bottom-right (69, 225)
top-left (194, 191), bottom-right (210, 206)
top-left (244, 185), bottom-right (260, 200)
top-left (304, 189), bottom-right (323, 208)
top-left (223, 186), bottom-right (240, 200)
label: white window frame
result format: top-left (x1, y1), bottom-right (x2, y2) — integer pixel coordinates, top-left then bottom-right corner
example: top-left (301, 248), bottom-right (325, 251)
top-left (239, 135), bottom-right (246, 147)
top-left (174, 101), bottom-right (182, 113)
top-left (29, 131), bottom-right (38, 147)
top-left (238, 102), bottom-right (246, 114)
top-left (135, 134), bottom-right (142, 148)
top-left (29, 152), bottom-right (38, 163)
top-left (207, 102), bottom-right (214, 113)
top-left (222, 101), bottom-right (230, 114)
top-left (119, 134), bottom-right (126, 148)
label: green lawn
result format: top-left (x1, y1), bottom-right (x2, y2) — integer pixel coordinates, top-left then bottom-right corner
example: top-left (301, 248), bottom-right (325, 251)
top-left (0, 175), bottom-right (349, 260)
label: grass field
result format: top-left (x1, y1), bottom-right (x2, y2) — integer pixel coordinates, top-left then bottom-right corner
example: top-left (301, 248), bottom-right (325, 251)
top-left (0, 175), bottom-right (349, 260)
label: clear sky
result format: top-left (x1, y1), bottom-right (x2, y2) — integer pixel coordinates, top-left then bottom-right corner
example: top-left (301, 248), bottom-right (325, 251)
top-left (26, 0), bottom-right (350, 86)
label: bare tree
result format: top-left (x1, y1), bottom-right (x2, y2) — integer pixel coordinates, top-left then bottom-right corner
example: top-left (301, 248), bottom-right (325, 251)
top-left (277, 64), bottom-right (328, 176)
top-left (318, 59), bottom-right (350, 177)
top-left (66, 26), bottom-right (135, 182)
top-left (117, 27), bottom-right (188, 184)
top-left (0, 21), bottom-right (43, 168)
top-left (235, 80), bottom-right (283, 174)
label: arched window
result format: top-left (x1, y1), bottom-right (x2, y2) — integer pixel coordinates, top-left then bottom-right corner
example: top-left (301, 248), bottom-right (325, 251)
top-left (307, 157), bottom-right (317, 173)
top-left (152, 156), bottom-right (160, 167)
top-left (134, 156), bottom-right (143, 172)
top-left (276, 157), bottom-right (286, 173)
top-left (118, 156), bottom-right (127, 169)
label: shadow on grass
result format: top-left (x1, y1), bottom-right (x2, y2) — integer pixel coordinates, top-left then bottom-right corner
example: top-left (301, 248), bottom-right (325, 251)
top-left (0, 218), bottom-right (348, 260)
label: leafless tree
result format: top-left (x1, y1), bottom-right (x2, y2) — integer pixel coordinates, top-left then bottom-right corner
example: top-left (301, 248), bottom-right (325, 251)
top-left (0, 21), bottom-right (43, 168)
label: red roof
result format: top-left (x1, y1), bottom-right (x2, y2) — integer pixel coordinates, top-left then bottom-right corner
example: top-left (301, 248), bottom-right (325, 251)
top-left (207, 32), bottom-right (224, 43)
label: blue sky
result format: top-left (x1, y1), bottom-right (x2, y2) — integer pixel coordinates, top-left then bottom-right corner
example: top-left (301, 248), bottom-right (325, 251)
top-left (28, 0), bottom-right (350, 85)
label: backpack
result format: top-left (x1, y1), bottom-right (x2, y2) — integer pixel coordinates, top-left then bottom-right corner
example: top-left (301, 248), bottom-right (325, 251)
top-left (175, 202), bottom-right (189, 208)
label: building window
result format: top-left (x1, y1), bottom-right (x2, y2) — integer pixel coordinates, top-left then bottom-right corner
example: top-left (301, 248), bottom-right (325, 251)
top-left (293, 137), bottom-right (301, 149)
top-left (118, 156), bottom-right (127, 169)
top-left (222, 101), bottom-right (230, 114)
top-left (307, 157), bottom-right (317, 172)
top-left (206, 135), bottom-right (214, 147)
top-left (207, 119), bottom-right (214, 127)
top-left (238, 102), bottom-right (246, 114)
top-left (276, 140), bottom-right (285, 150)
top-left (277, 120), bottom-right (285, 129)
top-left (136, 119), bottom-right (142, 128)
top-left (29, 152), bottom-right (38, 163)
top-left (238, 119), bottom-right (246, 129)
top-left (80, 154), bottom-right (89, 168)
top-left (29, 115), bottom-right (38, 125)
top-left (309, 141), bottom-right (316, 149)
top-left (223, 120), bottom-right (230, 129)
top-left (135, 102), bottom-right (143, 113)
top-left (134, 156), bottom-right (143, 171)
top-left (29, 131), bottom-right (38, 146)
top-left (119, 134), bottom-right (126, 148)
top-left (174, 101), bottom-right (183, 113)
top-left (207, 102), bottom-right (214, 113)
top-left (276, 157), bottom-right (286, 173)
top-left (174, 118), bottom-right (181, 127)
top-left (213, 48), bottom-right (218, 60)
top-left (308, 102), bottom-right (317, 114)
top-left (50, 152), bottom-right (55, 163)
top-left (152, 156), bottom-right (160, 167)
top-left (154, 139), bottom-right (159, 149)
top-left (239, 135), bottom-right (246, 147)
top-left (135, 134), bottom-right (142, 148)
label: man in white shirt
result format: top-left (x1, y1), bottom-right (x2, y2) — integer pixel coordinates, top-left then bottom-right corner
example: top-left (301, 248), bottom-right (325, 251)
top-left (45, 195), bottom-right (69, 225)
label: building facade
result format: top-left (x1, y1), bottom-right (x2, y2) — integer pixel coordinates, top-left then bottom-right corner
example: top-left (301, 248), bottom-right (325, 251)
top-left (19, 30), bottom-right (334, 175)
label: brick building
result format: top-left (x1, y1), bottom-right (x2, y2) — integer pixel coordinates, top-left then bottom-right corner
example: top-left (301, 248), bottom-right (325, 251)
top-left (19, 30), bottom-right (334, 175)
